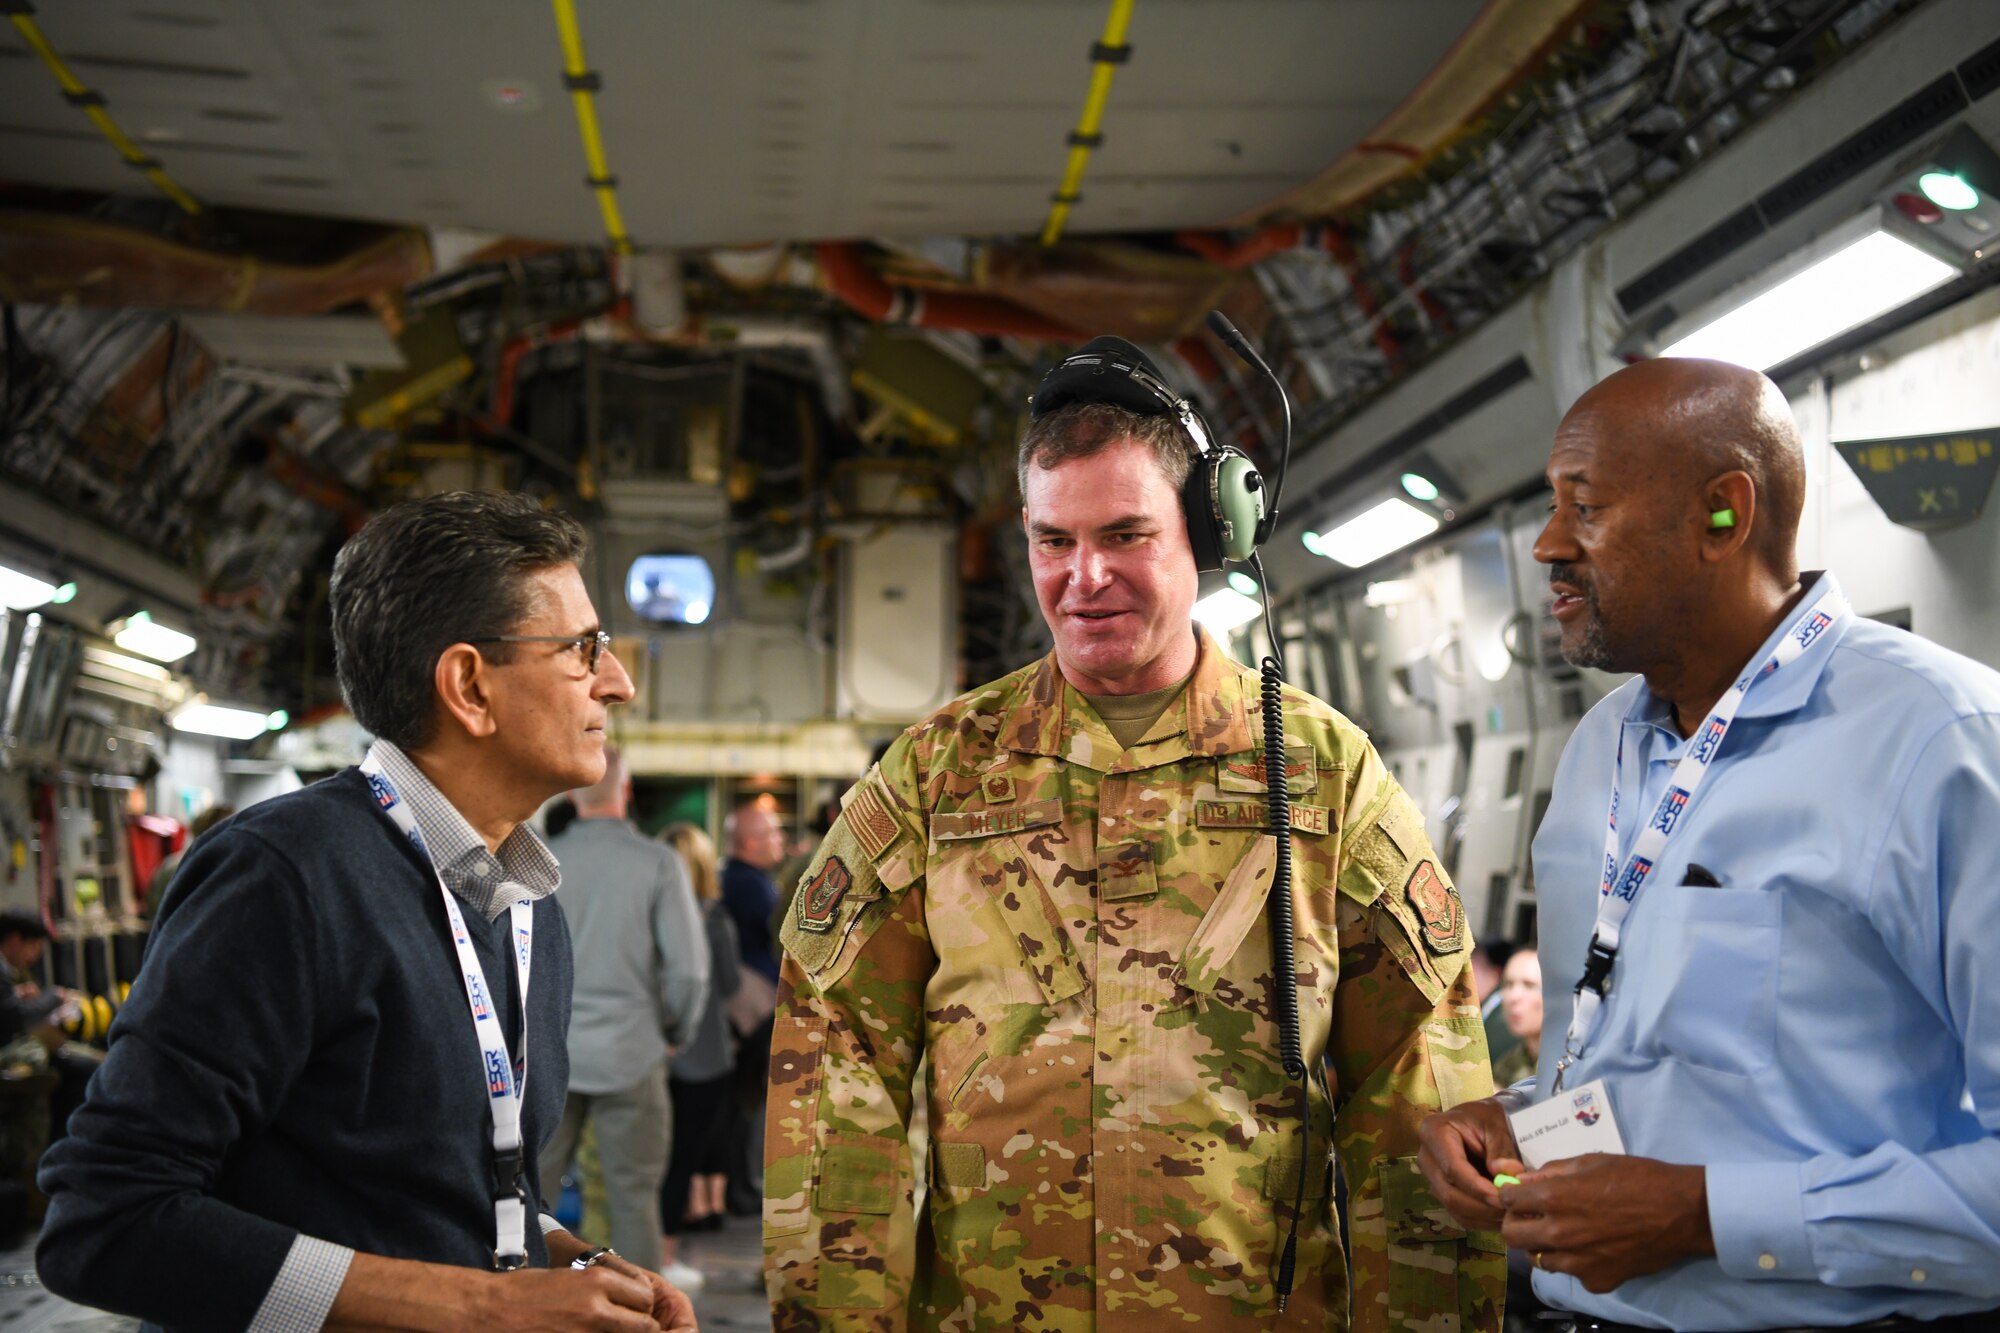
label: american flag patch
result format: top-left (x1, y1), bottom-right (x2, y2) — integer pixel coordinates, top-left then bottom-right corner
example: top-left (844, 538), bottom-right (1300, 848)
top-left (845, 779), bottom-right (902, 862)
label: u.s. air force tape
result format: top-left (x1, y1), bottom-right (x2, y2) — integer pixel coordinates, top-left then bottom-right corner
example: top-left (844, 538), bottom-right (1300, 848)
top-left (1194, 800), bottom-right (1330, 835)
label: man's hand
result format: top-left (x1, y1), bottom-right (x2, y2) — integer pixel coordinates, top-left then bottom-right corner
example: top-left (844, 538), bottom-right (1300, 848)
top-left (1493, 1153), bottom-right (1715, 1293)
top-left (481, 1267), bottom-right (665, 1333)
top-left (1417, 1097), bottom-right (1520, 1230)
top-left (327, 1250), bottom-right (685, 1333)
top-left (600, 1252), bottom-right (697, 1332)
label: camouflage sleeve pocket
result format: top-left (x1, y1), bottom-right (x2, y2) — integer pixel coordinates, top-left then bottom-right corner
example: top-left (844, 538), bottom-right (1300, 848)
top-left (764, 1012), bottom-right (827, 1239)
top-left (1424, 1015), bottom-right (1495, 1111)
top-left (1380, 1154), bottom-right (1503, 1326)
top-left (816, 1130), bottom-right (902, 1214)
top-left (1385, 1154), bottom-right (1505, 1256)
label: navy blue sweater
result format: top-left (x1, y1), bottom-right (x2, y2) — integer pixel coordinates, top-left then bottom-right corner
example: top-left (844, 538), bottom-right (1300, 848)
top-left (37, 769), bottom-right (573, 1332)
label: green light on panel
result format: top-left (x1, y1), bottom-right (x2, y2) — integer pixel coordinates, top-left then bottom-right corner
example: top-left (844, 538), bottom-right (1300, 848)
top-left (1227, 571), bottom-right (1259, 596)
top-left (266, 710), bottom-right (289, 731)
top-left (1918, 171), bottom-right (1979, 211)
top-left (50, 582), bottom-right (77, 605)
top-left (1400, 472), bottom-right (1441, 502)
top-left (1301, 530), bottom-right (1325, 557)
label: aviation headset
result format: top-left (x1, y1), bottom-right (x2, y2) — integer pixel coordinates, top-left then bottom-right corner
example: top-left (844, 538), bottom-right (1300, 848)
top-left (1027, 335), bottom-right (1269, 570)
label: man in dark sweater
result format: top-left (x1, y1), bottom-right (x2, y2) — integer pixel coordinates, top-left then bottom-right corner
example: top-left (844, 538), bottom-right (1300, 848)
top-left (37, 492), bottom-right (696, 1333)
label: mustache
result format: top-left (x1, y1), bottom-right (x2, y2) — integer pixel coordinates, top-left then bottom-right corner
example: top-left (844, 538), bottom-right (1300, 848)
top-left (1547, 562), bottom-right (1594, 597)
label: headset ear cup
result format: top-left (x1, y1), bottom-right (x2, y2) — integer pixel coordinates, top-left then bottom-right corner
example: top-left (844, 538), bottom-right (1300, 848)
top-left (1213, 453), bottom-right (1266, 563)
top-left (1181, 456), bottom-right (1224, 572)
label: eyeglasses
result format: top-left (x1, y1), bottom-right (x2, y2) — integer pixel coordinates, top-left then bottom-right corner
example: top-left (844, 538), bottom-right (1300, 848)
top-left (470, 629), bottom-right (611, 674)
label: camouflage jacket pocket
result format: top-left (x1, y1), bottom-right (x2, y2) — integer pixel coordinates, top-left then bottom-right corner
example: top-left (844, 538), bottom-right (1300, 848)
top-left (1176, 833), bottom-right (1275, 997)
top-left (934, 832), bottom-right (1088, 1007)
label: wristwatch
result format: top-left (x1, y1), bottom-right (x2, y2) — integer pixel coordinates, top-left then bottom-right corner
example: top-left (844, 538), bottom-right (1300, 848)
top-left (570, 1245), bottom-right (616, 1271)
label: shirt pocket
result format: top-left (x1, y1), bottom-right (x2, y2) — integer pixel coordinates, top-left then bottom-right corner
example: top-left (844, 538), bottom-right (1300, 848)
top-left (1635, 885), bottom-right (1782, 1076)
top-left (929, 829), bottom-right (1088, 1009)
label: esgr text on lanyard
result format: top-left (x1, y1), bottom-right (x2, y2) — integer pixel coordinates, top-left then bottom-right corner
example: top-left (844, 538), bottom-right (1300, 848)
top-left (360, 749), bottom-right (538, 1269)
top-left (1552, 583), bottom-right (1850, 1095)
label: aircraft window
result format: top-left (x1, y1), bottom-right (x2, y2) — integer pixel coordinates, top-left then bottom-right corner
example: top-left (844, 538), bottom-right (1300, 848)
top-left (625, 554), bottom-right (715, 626)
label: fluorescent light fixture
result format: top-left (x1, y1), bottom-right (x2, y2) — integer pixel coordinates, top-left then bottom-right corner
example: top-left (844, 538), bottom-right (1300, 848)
top-left (1364, 579), bottom-right (1419, 607)
top-left (1400, 472), bottom-right (1441, 503)
top-left (172, 702), bottom-right (273, 740)
top-left (0, 563), bottom-right (59, 610)
top-left (1191, 587), bottom-right (1264, 633)
top-left (1660, 227), bottom-right (1956, 370)
top-left (1312, 498), bottom-right (1441, 568)
top-left (113, 610), bottom-right (198, 663)
top-left (85, 647), bottom-right (175, 682)
top-left (1918, 171), bottom-right (1979, 211)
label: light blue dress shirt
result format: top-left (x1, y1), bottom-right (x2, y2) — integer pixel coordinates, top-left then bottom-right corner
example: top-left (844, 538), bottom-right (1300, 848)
top-left (1528, 571), bottom-right (2000, 1329)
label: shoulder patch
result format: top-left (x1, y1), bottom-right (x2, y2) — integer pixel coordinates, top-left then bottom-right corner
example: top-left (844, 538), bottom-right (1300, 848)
top-left (781, 817), bottom-right (890, 977)
top-left (1406, 860), bottom-right (1462, 955)
top-left (796, 856), bottom-right (853, 934)
top-left (844, 778), bottom-right (903, 863)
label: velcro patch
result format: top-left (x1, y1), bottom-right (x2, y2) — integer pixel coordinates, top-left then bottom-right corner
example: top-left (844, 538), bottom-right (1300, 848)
top-left (1378, 792), bottom-right (1423, 861)
top-left (1195, 800), bottom-right (1330, 836)
top-left (1405, 860), bottom-right (1462, 955)
top-left (1099, 842), bottom-right (1158, 903)
top-left (1217, 745), bottom-right (1317, 795)
top-left (844, 779), bottom-right (903, 863)
top-left (931, 798), bottom-right (1061, 843)
top-left (797, 856), bottom-right (853, 934)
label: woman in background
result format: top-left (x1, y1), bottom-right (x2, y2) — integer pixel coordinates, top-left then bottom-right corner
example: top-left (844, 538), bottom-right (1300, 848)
top-left (657, 822), bottom-right (742, 1292)
top-left (1492, 947), bottom-right (1542, 1090)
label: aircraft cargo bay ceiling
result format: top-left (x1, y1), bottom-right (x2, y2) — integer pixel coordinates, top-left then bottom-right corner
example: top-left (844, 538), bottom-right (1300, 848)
top-left (0, 0), bottom-right (1957, 715)
top-left (0, 0), bottom-right (1495, 245)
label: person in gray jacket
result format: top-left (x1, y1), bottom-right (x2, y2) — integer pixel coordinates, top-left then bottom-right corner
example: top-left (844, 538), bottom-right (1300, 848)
top-left (539, 748), bottom-right (709, 1280)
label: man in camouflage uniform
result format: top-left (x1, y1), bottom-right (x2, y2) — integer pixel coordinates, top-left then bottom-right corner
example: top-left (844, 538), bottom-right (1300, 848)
top-left (766, 384), bottom-right (1504, 1331)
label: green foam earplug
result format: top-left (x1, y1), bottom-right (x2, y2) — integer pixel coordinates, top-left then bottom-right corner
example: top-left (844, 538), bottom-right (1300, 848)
top-left (1710, 508), bottom-right (1736, 529)
top-left (1493, 1173), bottom-right (1521, 1188)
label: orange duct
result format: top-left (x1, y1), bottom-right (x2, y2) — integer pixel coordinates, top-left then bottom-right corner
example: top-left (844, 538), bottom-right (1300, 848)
top-left (1174, 224), bottom-right (1332, 269)
top-left (816, 242), bottom-right (1082, 343)
top-left (0, 211), bottom-right (431, 314)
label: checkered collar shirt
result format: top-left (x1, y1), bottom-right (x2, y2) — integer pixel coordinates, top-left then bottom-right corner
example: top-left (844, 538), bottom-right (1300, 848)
top-left (365, 740), bottom-right (561, 922)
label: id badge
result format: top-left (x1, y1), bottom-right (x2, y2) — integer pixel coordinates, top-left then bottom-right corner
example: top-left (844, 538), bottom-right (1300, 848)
top-left (1505, 1077), bottom-right (1628, 1169)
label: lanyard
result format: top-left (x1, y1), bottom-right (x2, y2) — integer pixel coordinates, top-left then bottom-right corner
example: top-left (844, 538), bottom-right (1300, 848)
top-left (360, 749), bottom-right (536, 1268)
top-left (1552, 583), bottom-right (1849, 1094)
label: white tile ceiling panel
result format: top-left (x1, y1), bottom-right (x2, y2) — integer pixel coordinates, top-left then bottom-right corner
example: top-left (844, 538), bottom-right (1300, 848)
top-left (0, 0), bottom-right (1483, 246)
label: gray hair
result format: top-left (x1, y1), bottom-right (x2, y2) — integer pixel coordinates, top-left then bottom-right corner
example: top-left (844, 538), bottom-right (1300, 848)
top-left (1017, 402), bottom-right (1199, 498)
top-left (330, 491), bottom-right (588, 750)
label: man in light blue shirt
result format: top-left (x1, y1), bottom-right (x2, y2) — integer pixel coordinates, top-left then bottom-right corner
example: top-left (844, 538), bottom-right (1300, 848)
top-left (1418, 358), bottom-right (2000, 1331)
